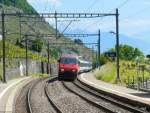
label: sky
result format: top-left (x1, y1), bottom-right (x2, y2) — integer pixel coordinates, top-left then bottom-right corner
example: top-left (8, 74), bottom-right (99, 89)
top-left (27, 0), bottom-right (150, 53)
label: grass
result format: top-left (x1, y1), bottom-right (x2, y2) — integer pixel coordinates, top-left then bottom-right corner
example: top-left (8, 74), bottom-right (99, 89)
top-left (0, 41), bottom-right (48, 62)
top-left (95, 63), bottom-right (116, 83)
top-left (30, 73), bottom-right (48, 78)
top-left (94, 61), bottom-right (149, 85)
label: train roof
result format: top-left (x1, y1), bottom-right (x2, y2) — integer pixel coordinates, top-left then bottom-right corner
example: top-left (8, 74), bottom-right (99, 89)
top-left (60, 54), bottom-right (78, 58)
top-left (78, 59), bottom-right (92, 64)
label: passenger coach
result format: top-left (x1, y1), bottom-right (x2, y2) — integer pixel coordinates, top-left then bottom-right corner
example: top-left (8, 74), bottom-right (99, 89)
top-left (78, 59), bottom-right (92, 73)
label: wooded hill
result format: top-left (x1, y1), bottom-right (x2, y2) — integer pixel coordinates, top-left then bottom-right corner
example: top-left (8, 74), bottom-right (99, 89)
top-left (0, 0), bottom-right (93, 61)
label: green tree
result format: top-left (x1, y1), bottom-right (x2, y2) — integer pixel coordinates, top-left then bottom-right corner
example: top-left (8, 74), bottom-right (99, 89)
top-left (107, 44), bottom-right (144, 61)
top-left (31, 39), bottom-right (43, 52)
top-left (0, 0), bottom-right (37, 13)
top-left (92, 54), bottom-right (110, 68)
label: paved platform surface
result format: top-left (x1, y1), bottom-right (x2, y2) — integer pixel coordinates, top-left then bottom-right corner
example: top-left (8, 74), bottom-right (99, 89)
top-left (78, 73), bottom-right (150, 105)
top-left (0, 77), bottom-right (32, 113)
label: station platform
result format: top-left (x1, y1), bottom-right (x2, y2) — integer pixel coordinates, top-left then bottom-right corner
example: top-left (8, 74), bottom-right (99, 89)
top-left (78, 73), bottom-right (150, 105)
top-left (0, 77), bottom-right (32, 112)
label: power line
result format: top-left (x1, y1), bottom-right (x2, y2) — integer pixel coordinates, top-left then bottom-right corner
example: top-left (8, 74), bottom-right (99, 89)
top-left (117, 0), bottom-right (131, 9)
top-left (44, 0), bottom-right (49, 12)
top-left (120, 6), bottom-right (150, 22)
top-left (86, 0), bottom-right (99, 11)
top-left (107, 0), bottom-right (131, 14)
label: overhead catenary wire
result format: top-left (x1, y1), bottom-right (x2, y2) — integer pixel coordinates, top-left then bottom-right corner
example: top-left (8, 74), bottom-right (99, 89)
top-left (116, 0), bottom-right (131, 9)
top-left (86, 0), bottom-right (99, 12)
top-left (45, 0), bottom-right (49, 12)
top-left (120, 6), bottom-right (150, 22)
top-left (106, 0), bottom-right (131, 14)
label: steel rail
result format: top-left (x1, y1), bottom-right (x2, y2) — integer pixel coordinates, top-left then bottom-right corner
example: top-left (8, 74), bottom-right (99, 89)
top-left (74, 79), bottom-right (146, 113)
top-left (27, 78), bottom-right (47, 113)
top-left (44, 77), bottom-right (63, 113)
top-left (62, 81), bottom-right (116, 113)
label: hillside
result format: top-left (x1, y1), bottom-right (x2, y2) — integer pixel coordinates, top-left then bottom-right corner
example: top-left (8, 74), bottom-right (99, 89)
top-left (0, 0), bottom-right (37, 13)
top-left (0, 0), bottom-right (93, 61)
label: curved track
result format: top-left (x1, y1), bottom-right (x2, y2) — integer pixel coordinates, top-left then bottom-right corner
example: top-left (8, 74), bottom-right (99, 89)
top-left (62, 81), bottom-right (116, 113)
top-left (76, 77), bottom-right (150, 112)
top-left (62, 78), bottom-right (147, 113)
top-left (16, 75), bottom-right (148, 113)
top-left (27, 78), bottom-right (45, 113)
top-left (27, 77), bottom-right (63, 113)
top-left (44, 77), bottom-right (63, 113)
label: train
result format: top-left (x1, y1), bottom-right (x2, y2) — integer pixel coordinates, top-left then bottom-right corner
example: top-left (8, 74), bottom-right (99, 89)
top-left (58, 54), bottom-right (92, 80)
top-left (78, 59), bottom-right (92, 73)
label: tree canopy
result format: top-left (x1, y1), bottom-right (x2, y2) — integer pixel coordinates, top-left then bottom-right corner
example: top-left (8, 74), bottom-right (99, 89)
top-left (107, 44), bottom-right (144, 61)
top-left (0, 0), bottom-right (37, 13)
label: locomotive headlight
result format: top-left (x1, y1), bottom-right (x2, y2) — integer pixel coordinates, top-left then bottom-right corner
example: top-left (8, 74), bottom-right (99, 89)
top-left (72, 69), bottom-right (76, 72)
top-left (61, 69), bottom-right (64, 72)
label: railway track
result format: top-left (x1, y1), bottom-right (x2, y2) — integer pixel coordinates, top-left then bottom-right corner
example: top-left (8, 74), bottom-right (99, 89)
top-left (62, 79), bottom-right (147, 113)
top-left (77, 79), bottom-right (150, 113)
top-left (73, 80), bottom-right (146, 113)
top-left (25, 75), bottom-right (148, 113)
top-left (27, 78), bottom-right (45, 113)
top-left (27, 76), bottom-right (63, 113)
top-left (44, 77), bottom-right (63, 113)
top-left (62, 81), bottom-right (116, 113)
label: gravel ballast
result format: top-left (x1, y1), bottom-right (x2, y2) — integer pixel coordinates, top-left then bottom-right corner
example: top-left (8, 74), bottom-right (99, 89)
top-left (64, 81), bottom-right (132, 113)
top-left (15, 79), bottom-right (37, 113)
top-left (30, 78), bottom-right (57, 113)
top-left (47, 79), bottom-right (105, 113)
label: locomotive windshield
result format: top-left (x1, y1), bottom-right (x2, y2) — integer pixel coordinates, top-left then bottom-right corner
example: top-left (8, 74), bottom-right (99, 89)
top-left (60, 57), bottom-right (77, 64)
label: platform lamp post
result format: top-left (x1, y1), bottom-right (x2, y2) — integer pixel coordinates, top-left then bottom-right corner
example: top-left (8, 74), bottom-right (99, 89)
top-left (55, 11), bottom-right (58, 39)
top-left (2, 9), bottom-right (6, 83)
top-left (109, 30), bottom-right (120, 81)
top-left (98, 29), bottom-right (101, 70)
top-left (47, 41), bottom-right (50, 75)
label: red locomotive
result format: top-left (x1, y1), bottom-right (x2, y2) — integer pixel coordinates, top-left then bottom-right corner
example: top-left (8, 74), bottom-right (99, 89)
top-left (58, 54), bottom-right (79, 80)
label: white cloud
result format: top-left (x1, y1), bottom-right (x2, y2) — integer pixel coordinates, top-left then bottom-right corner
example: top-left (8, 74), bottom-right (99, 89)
top-left (45, 0), bottom-right (62, 7)
top-left (68, 18), bottom-right (150, 41)
top-left (136, 1), bottom-right (150, 5)
top-left (120, 19), bottom-right (150, 36)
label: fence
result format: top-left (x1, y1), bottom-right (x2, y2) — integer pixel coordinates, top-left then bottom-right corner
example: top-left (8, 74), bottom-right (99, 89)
top-left (126, 64), bottom-right (150, 91)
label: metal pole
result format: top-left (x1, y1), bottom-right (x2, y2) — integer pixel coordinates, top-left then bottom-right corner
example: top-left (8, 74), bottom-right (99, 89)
top-left (98, 29), bottom-right (101, 70)
top-left (55, 11), bottom-right (58, 39)
top-left (47, 42), bottom-right (50, 74)
top-left (116, 8), bottom-right (120, 81)
top-left (2, 10), bottom-right (6, 83)
top-left (142, 66), bottom-right (145, 88)
top-left (19, 14), bottom-right (22, 43)
top-left (96, 47), bottom-right (98, 68)
top-left (137, 58), bottom-right (140, 91)
top-left (25, 35), bottom-right (28, 76)
top-left (92, 46), bottom-right (94, 60)
top-left (48, 42), bottom-right (50, 63)
top-left (91, 46), bottom-right (94, 70)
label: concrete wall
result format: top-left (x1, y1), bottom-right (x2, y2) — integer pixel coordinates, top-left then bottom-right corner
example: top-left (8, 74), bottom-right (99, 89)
top-left (0, 58), bottom-right (58, 81)
top-left (4, 58), bottom-right (47, 81)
